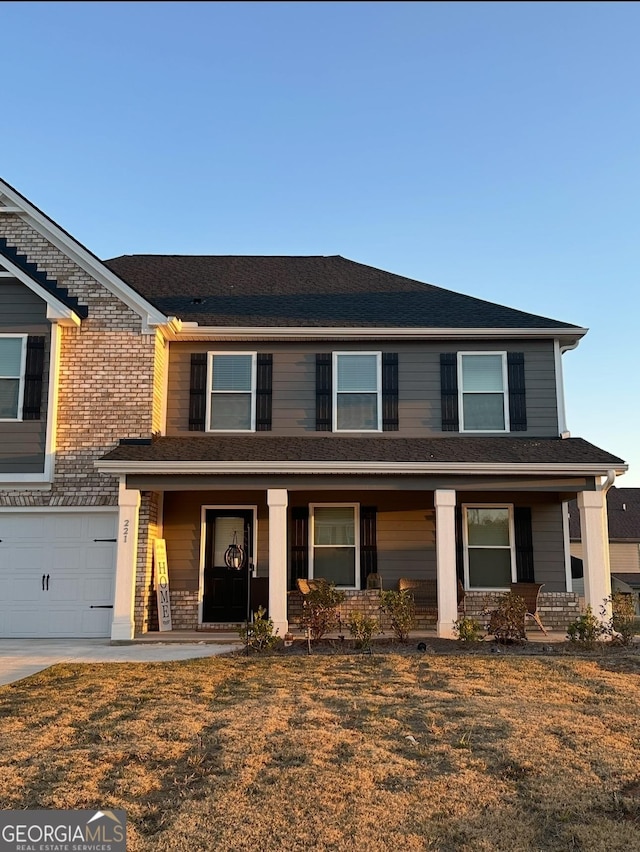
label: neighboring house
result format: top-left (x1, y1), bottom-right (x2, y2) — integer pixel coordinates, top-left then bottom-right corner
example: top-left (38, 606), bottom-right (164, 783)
top-left (0, 177), bottom-right (628, 641)
top-left (569, 488), bottom-right (640, 613)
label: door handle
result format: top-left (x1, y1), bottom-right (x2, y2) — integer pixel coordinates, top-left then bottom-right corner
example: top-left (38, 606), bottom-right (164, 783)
top-left (42, 574), bottom-right (45, 591)
top-left (90, 605), bottom-right (114, 609)
top-left (46, 574), bottom-right (50, 591)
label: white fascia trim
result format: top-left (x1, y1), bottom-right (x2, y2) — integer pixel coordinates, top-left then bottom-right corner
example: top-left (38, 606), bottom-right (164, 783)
top-left (0, 181), bottom-right (168, 330)
top-left (0, 256), bottom-right (80, 327)
top-left (96, 460), bottom-right (629, 476)
top-left (172, 326), bottom-right (589, 343)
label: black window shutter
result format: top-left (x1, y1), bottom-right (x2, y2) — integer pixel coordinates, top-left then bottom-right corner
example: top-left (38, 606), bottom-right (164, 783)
top-left (507, 352), bottom-right (527, 431)
top-left (514, 506), bottom-right (535, 582)
top-left (440, 353), bottom-right (459, 431)
top-left (360, 506), bottom-right (378, 589)
top-left (23, 336), bottom-right (45, 420)
top-left (189, 353), bottom-right (207, 431)
top-left (382, 353), bottom-right (399, 431)
top-left (290, 506), bottom-right (309, 590)
top-left (455, 506), bottom-right (464, 583)
top-left (256, 354), bottom-right (273, 431)
top-left (316, 354), bottom-right (332, 431)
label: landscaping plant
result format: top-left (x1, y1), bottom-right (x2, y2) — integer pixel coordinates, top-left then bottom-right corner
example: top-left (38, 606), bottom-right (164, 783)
top-left (300, 580), bottom-right (346, 640)
top-left (239, 606), bottom-right (280, 651)
top-left (347, 610), bottom-right (380, 650)
top-left (379, 589), bottom-right (416, 642)
top-left (486, 591), bottom-right (527, 643)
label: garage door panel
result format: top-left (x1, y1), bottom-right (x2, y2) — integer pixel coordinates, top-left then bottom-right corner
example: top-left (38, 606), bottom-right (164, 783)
top-left (0, 511), bottom-right (117, 638)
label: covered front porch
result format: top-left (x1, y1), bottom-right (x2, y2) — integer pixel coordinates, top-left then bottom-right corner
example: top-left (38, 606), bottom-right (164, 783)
top-left (106, 474), bottom-right (617, 642)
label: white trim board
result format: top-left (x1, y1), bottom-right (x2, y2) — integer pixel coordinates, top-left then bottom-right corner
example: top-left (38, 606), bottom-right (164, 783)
top-left (0, 180), bottom-right (168, 329)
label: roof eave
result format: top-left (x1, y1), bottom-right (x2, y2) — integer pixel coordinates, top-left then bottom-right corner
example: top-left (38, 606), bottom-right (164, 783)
top-left (95, 460), bottom-right (627, 476)
top-left (167, 325), bottom-right (588, 344)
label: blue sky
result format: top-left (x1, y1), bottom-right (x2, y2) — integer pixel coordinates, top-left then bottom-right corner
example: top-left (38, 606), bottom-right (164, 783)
top-left (3, 1), bottom-right (639, 484)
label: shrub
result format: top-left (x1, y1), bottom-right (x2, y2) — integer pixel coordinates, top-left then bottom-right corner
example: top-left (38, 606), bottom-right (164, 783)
top-left (300, 580), bottom-right (346, 641)
top-left (487, 592), bottom-right (527, 643)
top-left (347, 611), bottom-right (380, 650)
top-left (239, 606), bottom-right (280, 652)
top-left (379, 589), bottom-right (416, 642)
top-left (453, 615), bottom-right (484, 643)
top-left (566, 605), bottom-right (603, 648)
top-left (606, 592), bottom-right (637, 646)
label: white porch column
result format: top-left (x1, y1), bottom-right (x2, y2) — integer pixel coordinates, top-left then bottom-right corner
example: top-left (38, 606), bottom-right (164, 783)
top-left (111, 480), bottom-right (141, 642)
top-left (268, 488), bottom-right (289, 636)
top-left (577, 490), bottom-right (612, 622)
top-left (435, 489), bottom-right (458, 638)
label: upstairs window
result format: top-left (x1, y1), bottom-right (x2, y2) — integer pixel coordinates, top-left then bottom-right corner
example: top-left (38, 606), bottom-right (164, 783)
top-left (333, 352), bottom-right (381, 431)
top-left (458, 353), bottom-right (509, 432)
top-left (0, 335), bottom-right (26, 421)
top-left (207, 353), bottom-right (256, 431)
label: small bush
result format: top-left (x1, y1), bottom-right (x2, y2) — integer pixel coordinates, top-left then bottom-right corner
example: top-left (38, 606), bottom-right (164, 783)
top-left (347, 611), bottom-right (380, 650)
top-left (239, 606), bottom-right (280, 652)
top-left (379, 589), bottom-right (416, 642)
top-left (301, 580), bottom-right (347, 641)
top-left (453, 615), bottom-right (484, 643)
top-left (487, 592), bottom-right (527, 643)
top-left (606, 592), bottom-right (637, 646)
top-left (567, 605), bottom-right (603, 648)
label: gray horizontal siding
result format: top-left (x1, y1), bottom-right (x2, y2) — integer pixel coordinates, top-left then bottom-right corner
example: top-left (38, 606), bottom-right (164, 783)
top-left (0, 280), bottom-right (49, 474)
top-left (166, 339), bottom-right (559, 437)
top-left (530, 502), bottom-right (566, 591)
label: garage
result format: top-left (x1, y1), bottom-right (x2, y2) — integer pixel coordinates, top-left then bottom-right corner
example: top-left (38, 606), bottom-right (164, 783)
top-left (0, 510), bottom-right (117, 638)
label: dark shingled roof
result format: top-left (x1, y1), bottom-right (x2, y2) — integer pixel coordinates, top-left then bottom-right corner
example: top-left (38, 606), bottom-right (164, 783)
top-left (100, 436), bottom-right (624, 466)
top-left (569, 487), bottom-right (640, 541)
top-left (103, 255), bottom-right (580, 329)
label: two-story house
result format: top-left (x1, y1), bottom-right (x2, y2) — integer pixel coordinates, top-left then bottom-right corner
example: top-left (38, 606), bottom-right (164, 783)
top-left (0, 177), bottom-right (627, 641)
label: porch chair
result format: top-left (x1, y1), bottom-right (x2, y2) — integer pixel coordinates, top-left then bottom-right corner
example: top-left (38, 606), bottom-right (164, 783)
top-left (510, 582), bottom-right (548, 636)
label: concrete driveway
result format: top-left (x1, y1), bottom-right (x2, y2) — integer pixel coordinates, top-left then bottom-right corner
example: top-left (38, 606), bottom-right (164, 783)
top-left (0, 639), bottom-right (239, 687)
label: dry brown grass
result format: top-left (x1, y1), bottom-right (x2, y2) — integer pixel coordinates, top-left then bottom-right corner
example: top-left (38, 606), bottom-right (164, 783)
top-left (2, 647), bottom-right (640, 851)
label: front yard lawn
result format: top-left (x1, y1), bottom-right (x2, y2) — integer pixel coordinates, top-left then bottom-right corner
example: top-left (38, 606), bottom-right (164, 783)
top-left (2, 649), bottom-right (640, 851)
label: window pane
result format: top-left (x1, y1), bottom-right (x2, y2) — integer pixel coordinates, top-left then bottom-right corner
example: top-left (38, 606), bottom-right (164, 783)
top-left (463, 393), bottom-right (505, 430)
top-left (337, 354), bottom-right (377, 391)
top-left (461, 354), bottom-right (503, 391)
top-left (467, 508), bottom-right (510, 546)
top-left (314, 506), bottom-right (355, 545)
top-left (0, 338), bottom-right (23, 376)
top-left (210, 393), bottom-right (252, 430)
top-left (468, 548), bottom-right (512, 588)
top-left (0, 379), bottom-right (19, 418)
top-left (314, 547), bottom-right (356, 586)
top-left (212, 355), bottom-right (252, 391)
top-left (213, 517), bottom-right (245, 567)
top-left (336, 393), bottom-right (378, 430)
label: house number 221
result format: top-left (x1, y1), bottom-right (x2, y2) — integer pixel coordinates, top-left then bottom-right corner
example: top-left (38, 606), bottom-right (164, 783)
top-left (123, 518), bottom-right (130, 543)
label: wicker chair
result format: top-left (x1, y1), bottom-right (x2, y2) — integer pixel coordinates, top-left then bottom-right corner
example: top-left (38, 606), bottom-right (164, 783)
top-left (510, 582), bottom-right (548, 635)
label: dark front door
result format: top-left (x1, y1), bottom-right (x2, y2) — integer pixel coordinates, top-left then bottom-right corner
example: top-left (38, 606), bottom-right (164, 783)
top-left (203, 510), bottom-right (254, 623)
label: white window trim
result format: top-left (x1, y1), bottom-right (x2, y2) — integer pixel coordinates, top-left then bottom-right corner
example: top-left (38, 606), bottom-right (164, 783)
top-left (309, 502), bottom-right (360, 590)
top-left (457, 351), bottom-right (510, 433)
top-left (0, 333), bottom-right (27, 422)
top-left (332, 351), bottom-right (382, 433)
top-left (205, 351), bottom-right (257, 433)
top-left (462, 503), bottom-right (517, 591)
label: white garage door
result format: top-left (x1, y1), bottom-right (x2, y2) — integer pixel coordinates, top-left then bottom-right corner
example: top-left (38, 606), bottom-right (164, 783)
top-left (0, 511), bottom-right (117, 638)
